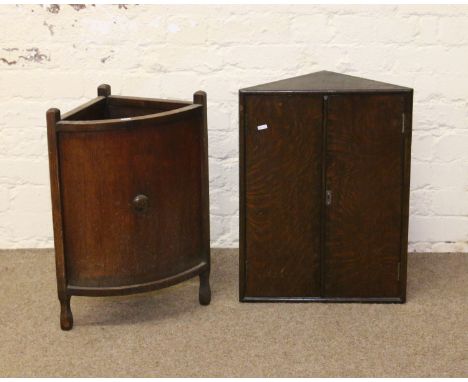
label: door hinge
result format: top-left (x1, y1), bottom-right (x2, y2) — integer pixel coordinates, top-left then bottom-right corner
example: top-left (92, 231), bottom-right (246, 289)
top-left (397, 262), bottom-right (401, 281)
top-left (326, 190), bottom-right (332, 206)
top-left (402, 113), bottom-right (405, 134)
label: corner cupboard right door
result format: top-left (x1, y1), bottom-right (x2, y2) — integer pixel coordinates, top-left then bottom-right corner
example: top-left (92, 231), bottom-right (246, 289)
top-left (324, 94), bottom-right (405, 298)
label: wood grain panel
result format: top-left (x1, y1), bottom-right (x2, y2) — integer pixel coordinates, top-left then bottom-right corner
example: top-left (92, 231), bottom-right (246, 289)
top-left (324, 94), bottom-right (404, 298)
top-left (58, 109), bottom-right (204, 288)
top-left (241, 70), bottom-right (411, 94)
top-left (243, 94), bottom-right (323, 297)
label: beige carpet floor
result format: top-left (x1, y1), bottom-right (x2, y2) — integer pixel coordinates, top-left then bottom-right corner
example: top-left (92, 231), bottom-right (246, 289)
top-left (0, 249), bottom-right (466, 377)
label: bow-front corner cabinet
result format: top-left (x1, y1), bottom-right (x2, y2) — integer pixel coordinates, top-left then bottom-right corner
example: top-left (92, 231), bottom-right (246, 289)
top-left (239, 71), bottom-right (413, 303)
top-left (47, 85), bottom-right (211, 330)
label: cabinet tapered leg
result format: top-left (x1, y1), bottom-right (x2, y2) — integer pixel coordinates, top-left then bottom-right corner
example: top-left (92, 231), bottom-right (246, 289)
top-left (59, 296), bottom-right (73, 331)
top-left (199, 270), bottom-right (211, 305)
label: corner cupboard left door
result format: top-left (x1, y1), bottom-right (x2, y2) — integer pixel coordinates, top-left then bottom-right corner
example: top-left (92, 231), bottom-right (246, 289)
top-left (241, 94), bottom-right (323, 299)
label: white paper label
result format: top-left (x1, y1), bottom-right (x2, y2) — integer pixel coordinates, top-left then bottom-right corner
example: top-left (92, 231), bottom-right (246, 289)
top-left (257, 124), bottom-right (268, 131)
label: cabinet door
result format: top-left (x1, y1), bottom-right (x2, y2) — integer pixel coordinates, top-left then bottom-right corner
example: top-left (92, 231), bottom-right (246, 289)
top-left (242, 94), bottom-right (323, 298)
top-left (324, 94), bottom-right (404, 298)
top-left (58, 111), bottom-right (204, 288)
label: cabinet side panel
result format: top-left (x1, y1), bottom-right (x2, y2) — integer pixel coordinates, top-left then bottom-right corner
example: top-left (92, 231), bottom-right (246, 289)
top-left (325, 94), bottom-right (404, 298)
top-left (399, 91), bottom-right (413, 302)
top-left (239, 93), bottom-right (246, 300)
top-left (58, 111), bottom-right (204, 288)
top-left (243, 94), bottom-right (323, 298)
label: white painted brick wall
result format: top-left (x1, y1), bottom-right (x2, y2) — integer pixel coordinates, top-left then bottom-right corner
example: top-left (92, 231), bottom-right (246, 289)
top-left (0, 4), bottom-right (467, 252)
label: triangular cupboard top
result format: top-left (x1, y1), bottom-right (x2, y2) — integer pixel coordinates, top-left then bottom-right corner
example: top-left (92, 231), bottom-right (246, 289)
top-left (240, 71), bottom-right (412, 94)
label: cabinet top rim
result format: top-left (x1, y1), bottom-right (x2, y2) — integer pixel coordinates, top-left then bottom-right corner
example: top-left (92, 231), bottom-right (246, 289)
top-left (239, 70), bottom-right (413, 94)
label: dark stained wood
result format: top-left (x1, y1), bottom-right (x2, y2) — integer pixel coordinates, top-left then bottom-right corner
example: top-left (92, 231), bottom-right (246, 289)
top-left (319, 96), bottom-right (329, 297)
top-left (399, 91), bottom-right (414, 302)
top-left (242, 296), bottom-right (403, 303)
top-left (109, 95), bottom-right (192, 110)
top-left (241, 94), bottom-right (323, 298)
top-left (68, 263), bottom-right (207, 296)
top-left (63, 95), bottom-right (193, 122)
top-left (60, 97), bottom-right (106, 122)
top-left (106, 95), bottom-right (191, 119)
top-left (239, 71), bottom-right (413, 303)
top-left (239, 94), bottom-right (246, 300)
top-left (59, 295), bottom-right (73, 330)
top-left (58, 111), bottom-right (204, 287)
top-left (241, 71), bottom-right (412, 94)
top-left (57, 105), bottom-right (201, 132)
top-left (63, 86), bottom-right (191, 123)
top-left (47, 84), bottom-right (210, 330)
top-left (193, 91), bottom-right (211, 306)
top-left (47, 107), bottom-right (73, 330)
top-left (324, 94), bottom-right (405, 298)
top-left (97, 83), bottom-right (111, 97)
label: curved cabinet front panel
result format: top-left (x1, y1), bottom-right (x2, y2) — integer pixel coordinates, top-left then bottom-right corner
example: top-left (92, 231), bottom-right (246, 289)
top-left (58, 109), bottom-right (204, 288)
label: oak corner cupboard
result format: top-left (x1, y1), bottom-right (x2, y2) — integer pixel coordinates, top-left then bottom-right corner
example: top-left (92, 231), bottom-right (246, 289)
top-left (47, 84), bottom-right (210, 330)
top-left (239, 71), bottom-right (413, 303)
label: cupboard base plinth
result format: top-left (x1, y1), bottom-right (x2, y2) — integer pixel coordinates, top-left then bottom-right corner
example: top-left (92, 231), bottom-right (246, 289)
top-left (241, 296), bottom-right (405, 303)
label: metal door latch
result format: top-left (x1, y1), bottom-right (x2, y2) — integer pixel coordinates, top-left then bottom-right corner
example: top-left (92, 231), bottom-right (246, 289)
top-left (326, 190), bottom-right (332, 206)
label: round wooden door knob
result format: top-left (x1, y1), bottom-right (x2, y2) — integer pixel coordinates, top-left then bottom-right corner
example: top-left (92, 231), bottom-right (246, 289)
top-left (132, 194), bottom-right (149, 212)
